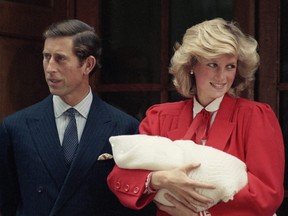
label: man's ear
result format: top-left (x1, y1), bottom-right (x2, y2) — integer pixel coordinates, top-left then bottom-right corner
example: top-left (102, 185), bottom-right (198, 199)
top-left (84, 56), bottom-right (96, 75)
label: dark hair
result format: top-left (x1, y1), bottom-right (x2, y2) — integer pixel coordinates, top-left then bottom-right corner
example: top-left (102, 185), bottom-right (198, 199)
top-left (43, 19), bottom-right (102, 75)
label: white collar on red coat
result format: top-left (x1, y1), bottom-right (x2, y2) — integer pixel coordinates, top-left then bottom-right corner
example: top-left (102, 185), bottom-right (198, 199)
top-left (193, 95), bottom-right (224, 118)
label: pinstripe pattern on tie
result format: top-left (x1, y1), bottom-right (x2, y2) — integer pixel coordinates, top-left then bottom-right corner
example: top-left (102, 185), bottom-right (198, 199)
top-left (62, 108), bottom-right (78, 165)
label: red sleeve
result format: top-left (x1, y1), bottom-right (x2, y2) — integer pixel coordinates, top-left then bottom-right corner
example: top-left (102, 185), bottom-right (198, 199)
top-left (107, 105), bottom-right (164, 210)
top-left (209, 103), bottom-right (285, 215)
top-left (139, 103), bottom-right (179, 136)
top-left (107, 165), bottom-right (155, 209)
top-left (139, 105), bottom-right (161, 135)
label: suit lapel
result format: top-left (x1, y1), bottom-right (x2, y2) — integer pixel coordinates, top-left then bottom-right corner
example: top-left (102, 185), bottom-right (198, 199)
top-left (27, 96), bottom-right (69, 190)
top-left (206, 95), bottom-right (237, 150)
top-left (50, 95), bottom-right (115, 214)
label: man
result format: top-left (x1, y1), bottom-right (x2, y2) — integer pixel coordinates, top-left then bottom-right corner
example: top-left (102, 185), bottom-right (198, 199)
top-left (0, 19), bottom-right (155, 216)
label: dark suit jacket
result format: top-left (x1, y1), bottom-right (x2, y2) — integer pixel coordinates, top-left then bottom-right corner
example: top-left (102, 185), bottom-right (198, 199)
top-left (0, 94), bottom-right (155, 216)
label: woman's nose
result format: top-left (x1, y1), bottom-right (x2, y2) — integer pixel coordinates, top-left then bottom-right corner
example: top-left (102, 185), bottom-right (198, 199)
top-left (215, 68), bottom-right (225, 79)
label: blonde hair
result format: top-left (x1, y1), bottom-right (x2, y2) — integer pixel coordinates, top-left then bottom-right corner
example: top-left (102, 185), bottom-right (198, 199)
top-left (169, 18), bottom-right (260, 98)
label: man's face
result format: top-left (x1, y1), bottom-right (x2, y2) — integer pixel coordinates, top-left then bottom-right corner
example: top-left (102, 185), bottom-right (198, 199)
top-left (42, 36), bottom-right (89, 105)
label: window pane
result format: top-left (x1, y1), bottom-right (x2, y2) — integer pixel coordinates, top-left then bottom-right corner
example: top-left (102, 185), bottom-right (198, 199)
top-left (272, 1), bottom-right (288, 214)
top-left (168, 0), bottom-right (234, 89)
top-left (279, 91), bottom-right (288, 216)
top-left (279, 1), bottom-right (288, 215)
top-left (100, 92), bottom-right (160, 120)
top-left (4, 0), bottom-right (51, 7)
top-left (279, 91), bottom-right (288, 189)
top-left (280, 0), bottom-right (288, 188)
top-left (101, 0), bottom-right (161, 84)
top-left (168, 90), bottom-right (186, 102)
top-left (169, 0), bottom-right (234, 55)
top-left (277, 197), bottom-right (288, 215)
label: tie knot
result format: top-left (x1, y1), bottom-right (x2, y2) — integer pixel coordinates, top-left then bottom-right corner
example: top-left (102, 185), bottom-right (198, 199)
top-left (200, 109), bottom-right (211, 117)
top-left (65, 108), bottom-right (76, 117)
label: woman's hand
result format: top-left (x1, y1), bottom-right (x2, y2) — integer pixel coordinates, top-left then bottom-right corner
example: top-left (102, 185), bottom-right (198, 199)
top-left (155, 193), bottom-right (198, 216)
top-left (151, 163), bottom-right (215, 212)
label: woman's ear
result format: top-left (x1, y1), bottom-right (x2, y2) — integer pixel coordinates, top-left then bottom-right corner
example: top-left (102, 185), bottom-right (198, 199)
top-left (83, 56), bottom-right (96, 75)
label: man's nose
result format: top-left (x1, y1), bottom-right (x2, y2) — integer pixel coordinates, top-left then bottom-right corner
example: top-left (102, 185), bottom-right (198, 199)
top-left (45, 58), bottom-right (56, 73)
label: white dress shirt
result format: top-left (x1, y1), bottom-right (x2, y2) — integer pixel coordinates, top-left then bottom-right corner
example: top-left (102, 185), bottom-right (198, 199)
top-left (53, 89), bottom-right (93, 145)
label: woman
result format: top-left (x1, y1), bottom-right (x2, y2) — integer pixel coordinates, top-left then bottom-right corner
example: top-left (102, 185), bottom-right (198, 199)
top-left (107, 18), bottom-right (284, 216)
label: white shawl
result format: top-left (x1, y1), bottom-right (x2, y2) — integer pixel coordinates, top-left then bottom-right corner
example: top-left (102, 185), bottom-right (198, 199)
top-left (109, 134), bottom-right (248, 212)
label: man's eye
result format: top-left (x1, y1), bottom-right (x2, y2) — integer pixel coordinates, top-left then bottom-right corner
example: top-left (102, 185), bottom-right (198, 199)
top-left (55, 55), bottom-right (66, 62)
top-left (43, 53), bottom-right (51, 60)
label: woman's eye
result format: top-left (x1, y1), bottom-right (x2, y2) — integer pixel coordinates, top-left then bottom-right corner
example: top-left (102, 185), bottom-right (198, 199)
top-left (227, 64), bottom-right (236, 70)
top-left (207, 63), bottom-right (217, 68)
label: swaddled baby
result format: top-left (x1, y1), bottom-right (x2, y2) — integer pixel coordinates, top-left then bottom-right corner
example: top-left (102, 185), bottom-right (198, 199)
top-left (109, 134), bottom-right (248, 212)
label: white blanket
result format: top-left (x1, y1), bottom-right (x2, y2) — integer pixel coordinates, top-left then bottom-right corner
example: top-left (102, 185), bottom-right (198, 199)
top-left (109, 134), bottom-right (248, 212)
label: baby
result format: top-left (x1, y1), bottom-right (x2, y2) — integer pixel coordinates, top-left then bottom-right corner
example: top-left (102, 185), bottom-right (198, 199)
top-left (109, 134), bottom-right (248, 212)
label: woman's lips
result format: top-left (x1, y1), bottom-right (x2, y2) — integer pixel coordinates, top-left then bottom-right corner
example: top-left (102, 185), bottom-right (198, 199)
top-left (210, 82), bottom-right (226, 89)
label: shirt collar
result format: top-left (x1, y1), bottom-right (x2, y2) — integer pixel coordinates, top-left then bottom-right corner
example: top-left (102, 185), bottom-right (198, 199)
top-left (53, 88), bottom-right (93, 119)
top-left (193, 95), bottom-right (224, 117)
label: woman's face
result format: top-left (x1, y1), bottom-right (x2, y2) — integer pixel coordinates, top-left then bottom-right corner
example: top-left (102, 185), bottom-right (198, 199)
top-left (193, 54), bottom-right (237, 106)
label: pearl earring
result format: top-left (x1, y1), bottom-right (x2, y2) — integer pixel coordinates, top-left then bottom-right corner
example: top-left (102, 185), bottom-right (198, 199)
top-left (190, 70), bottom-right (194, 75)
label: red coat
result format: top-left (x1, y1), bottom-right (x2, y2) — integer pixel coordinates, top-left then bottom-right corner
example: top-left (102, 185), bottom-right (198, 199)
top-left (107, 94), bottom-right (284, 216)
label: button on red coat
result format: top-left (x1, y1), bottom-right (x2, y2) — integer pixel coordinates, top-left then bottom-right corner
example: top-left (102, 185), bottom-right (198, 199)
top-left (124, 184), bottom-right (130, 192)
top-left (115, 181), bottom-right (121, 190)
top-left (133, 186), bottom-right (140, 194)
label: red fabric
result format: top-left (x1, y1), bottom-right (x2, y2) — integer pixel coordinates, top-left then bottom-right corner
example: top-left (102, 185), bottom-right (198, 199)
top-left (183, 109), bottom-right (212, 143)
top-left (107, 94), bottom-right (285, 216)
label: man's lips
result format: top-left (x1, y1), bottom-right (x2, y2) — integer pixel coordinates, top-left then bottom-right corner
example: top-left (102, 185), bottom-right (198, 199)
top-left (47, 79), bottom-right (61, 86)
